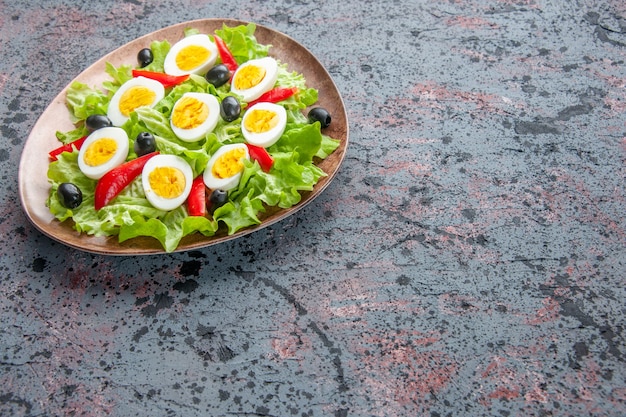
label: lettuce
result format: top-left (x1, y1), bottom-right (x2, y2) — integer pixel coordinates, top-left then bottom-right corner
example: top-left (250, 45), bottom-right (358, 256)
top-left (47, 24), bottom-right (340, 252)
top-left (213, 190), bottom-right (265, 235)
top-left (103, 62), bottom-right (132, 94)
top-left (64, 82), bottom-right (109, 129)
top-left (141, 40), bottom-right (171, 73)
top-left (215, 23), bottom-right (270, 63)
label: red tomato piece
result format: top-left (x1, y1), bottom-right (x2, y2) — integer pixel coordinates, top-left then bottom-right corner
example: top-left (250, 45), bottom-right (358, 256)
top-left (94, 151), bottom-right (159, 210)
top-left (131, 69), bottom-right (189, 88)
top-left (247, 87), bottom-right (298, 108)
top-left (213, 35), bottom-right (238, 74)
top-left (245, 143), bottom-right (274, 173)
top-left (49, 136), bottom-right (87, 161)
top-left (187, 176), bottom-right (207, 217)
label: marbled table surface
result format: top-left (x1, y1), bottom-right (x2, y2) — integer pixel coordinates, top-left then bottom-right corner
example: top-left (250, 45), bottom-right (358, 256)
top-left (1, 0), bottom-right (625, 416)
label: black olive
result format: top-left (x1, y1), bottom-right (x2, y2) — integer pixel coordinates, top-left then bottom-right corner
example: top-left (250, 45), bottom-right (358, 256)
top-left (134, 132), bottom-right (157, 156)
top-left (137, 48), bottom-right (153, 68)
top-left (307, 107), bottom-right (332, 128)
top-left (57, 183), bottom-right (83, 209)
top-left (220, 96), bottom-right (241, 122)
top-left (85, 114), bottom-right (112, 132)
top-left (209, 189), bottom-right (228, 213)
top-left (205, 64), bottom-right (231, 88)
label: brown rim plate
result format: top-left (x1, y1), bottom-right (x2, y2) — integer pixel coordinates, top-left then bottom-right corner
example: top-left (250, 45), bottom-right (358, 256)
top-left (18, 19), bottom-right (349, 255)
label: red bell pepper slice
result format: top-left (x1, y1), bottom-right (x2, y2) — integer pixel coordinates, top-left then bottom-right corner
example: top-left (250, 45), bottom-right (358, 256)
top-left (246, 143), bottom-right (274, 172)
top-left (49, 136), bottom-right (87, 161)
top-left (247, 87), bottom-right (298, 108)
top-left (187, 176), bottom-right (207, 217)
top-left (213, 35), bottom-right (238, 74)
top-left (131, 69), bottom-right (189, 88)
top-left (94, 151), bottom-right (159, 210)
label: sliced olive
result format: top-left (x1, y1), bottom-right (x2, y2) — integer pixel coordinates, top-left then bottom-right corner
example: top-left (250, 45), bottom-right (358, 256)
top-left (205, 64), bottom-right (231, 88)
top-left (57, 183), bottom-right (83, 209)
top-left (220, 96), bottom-right (241, 122)
top-left (209, 189), bottom-right (228, 213)
top-left (134, 132), bottom-right (157, 156)
top-left (85, 114), bottom-right (112, 132)
top-left (137, 48), bottom-right (153, 68)
top-left (307, 107), bottom-right (332, 128)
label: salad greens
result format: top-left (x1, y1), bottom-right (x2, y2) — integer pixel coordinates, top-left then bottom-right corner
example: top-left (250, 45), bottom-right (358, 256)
top-left (46, 23), bottom-right (340, 252)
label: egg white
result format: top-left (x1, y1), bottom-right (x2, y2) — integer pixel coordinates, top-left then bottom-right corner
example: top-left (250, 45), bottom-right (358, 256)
top-left (107, 76), bottom-right (165, 127)
top-left (141, 154), bottom-right (193, 211)
top-left (241, 102), bottom-right (287, 148)
top-left (203, 143), bottom-right (250, 191)
top-left (170, 92), bottom-right (220, 142)
top-left (77, 127), bottom-right (129, 179)
top-left (163, 34), bottom-right (218, 76)
top-left (230, 57), bottom-right (278, 102)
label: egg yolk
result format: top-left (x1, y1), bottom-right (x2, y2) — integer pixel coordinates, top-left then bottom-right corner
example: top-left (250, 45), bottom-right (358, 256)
top-left (234, 65), bottom-right (266, 90)
top-left (171, 96), bottom-right (209, 130)
top-left (84, 138), bottom-right (118, 166)
top-left (212, 148), bottom-right (246, 179)
top-left (176, 45), bottom-right (211, 71)
top-left (149, 167), bottom-right (187, 199)
top-left (244, 109), bottom-right (279, 133)
top-left (119, 86), bottom-right (157, 116)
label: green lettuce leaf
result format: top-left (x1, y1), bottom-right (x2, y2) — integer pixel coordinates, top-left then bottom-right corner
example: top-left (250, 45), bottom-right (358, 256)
top-left (118, 215), bottom-right (169, 248)
top-left (215, 23), bottom-right (270, 63)
top-left (142, 40), bottom-right (171, 73)
top-left (65, 81), bottom-right (109, 125)
top-left (276, 64), bottom-right (319, 109)
top-left (182, 215), bottom-right (219, 237)
top-left (270, 122), bottom-right (322, 164)
top-left (118, 208), bottom-right (187, 252)
top-left (102, 62), bottom-right (132, 94)
top-left (47, 151), bottom-right (97, 221)
top-left (317, 133), bottom-right (341, 159)
top-left (213, 190), bottom-right (264, 235)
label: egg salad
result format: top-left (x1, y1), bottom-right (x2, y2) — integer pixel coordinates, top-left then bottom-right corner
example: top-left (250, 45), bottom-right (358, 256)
top-left (46, 23), bottom-right (340, 252)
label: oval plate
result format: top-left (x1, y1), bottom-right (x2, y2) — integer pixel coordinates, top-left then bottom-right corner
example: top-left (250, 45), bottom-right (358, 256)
top-left (18, 19), bottom-right (348, 255)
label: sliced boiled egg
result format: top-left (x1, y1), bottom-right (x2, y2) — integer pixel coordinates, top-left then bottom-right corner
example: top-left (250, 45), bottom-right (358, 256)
top-left (141, 154), bottom-right (193, 211)
top-left (170, 92), bottom-right (220, 142)
top-left (203, 143), bottom-right (250, 191)
top-left (78, 127), bottom-right (129, 179)
top-left (241, 102), bottom-right (287, 148)
top-left (163, 34), bottom-right (218, 76)
top-left (230, 57), bottom-right (278, 102)
top-left (107, 76), bottom-right (165, 126)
